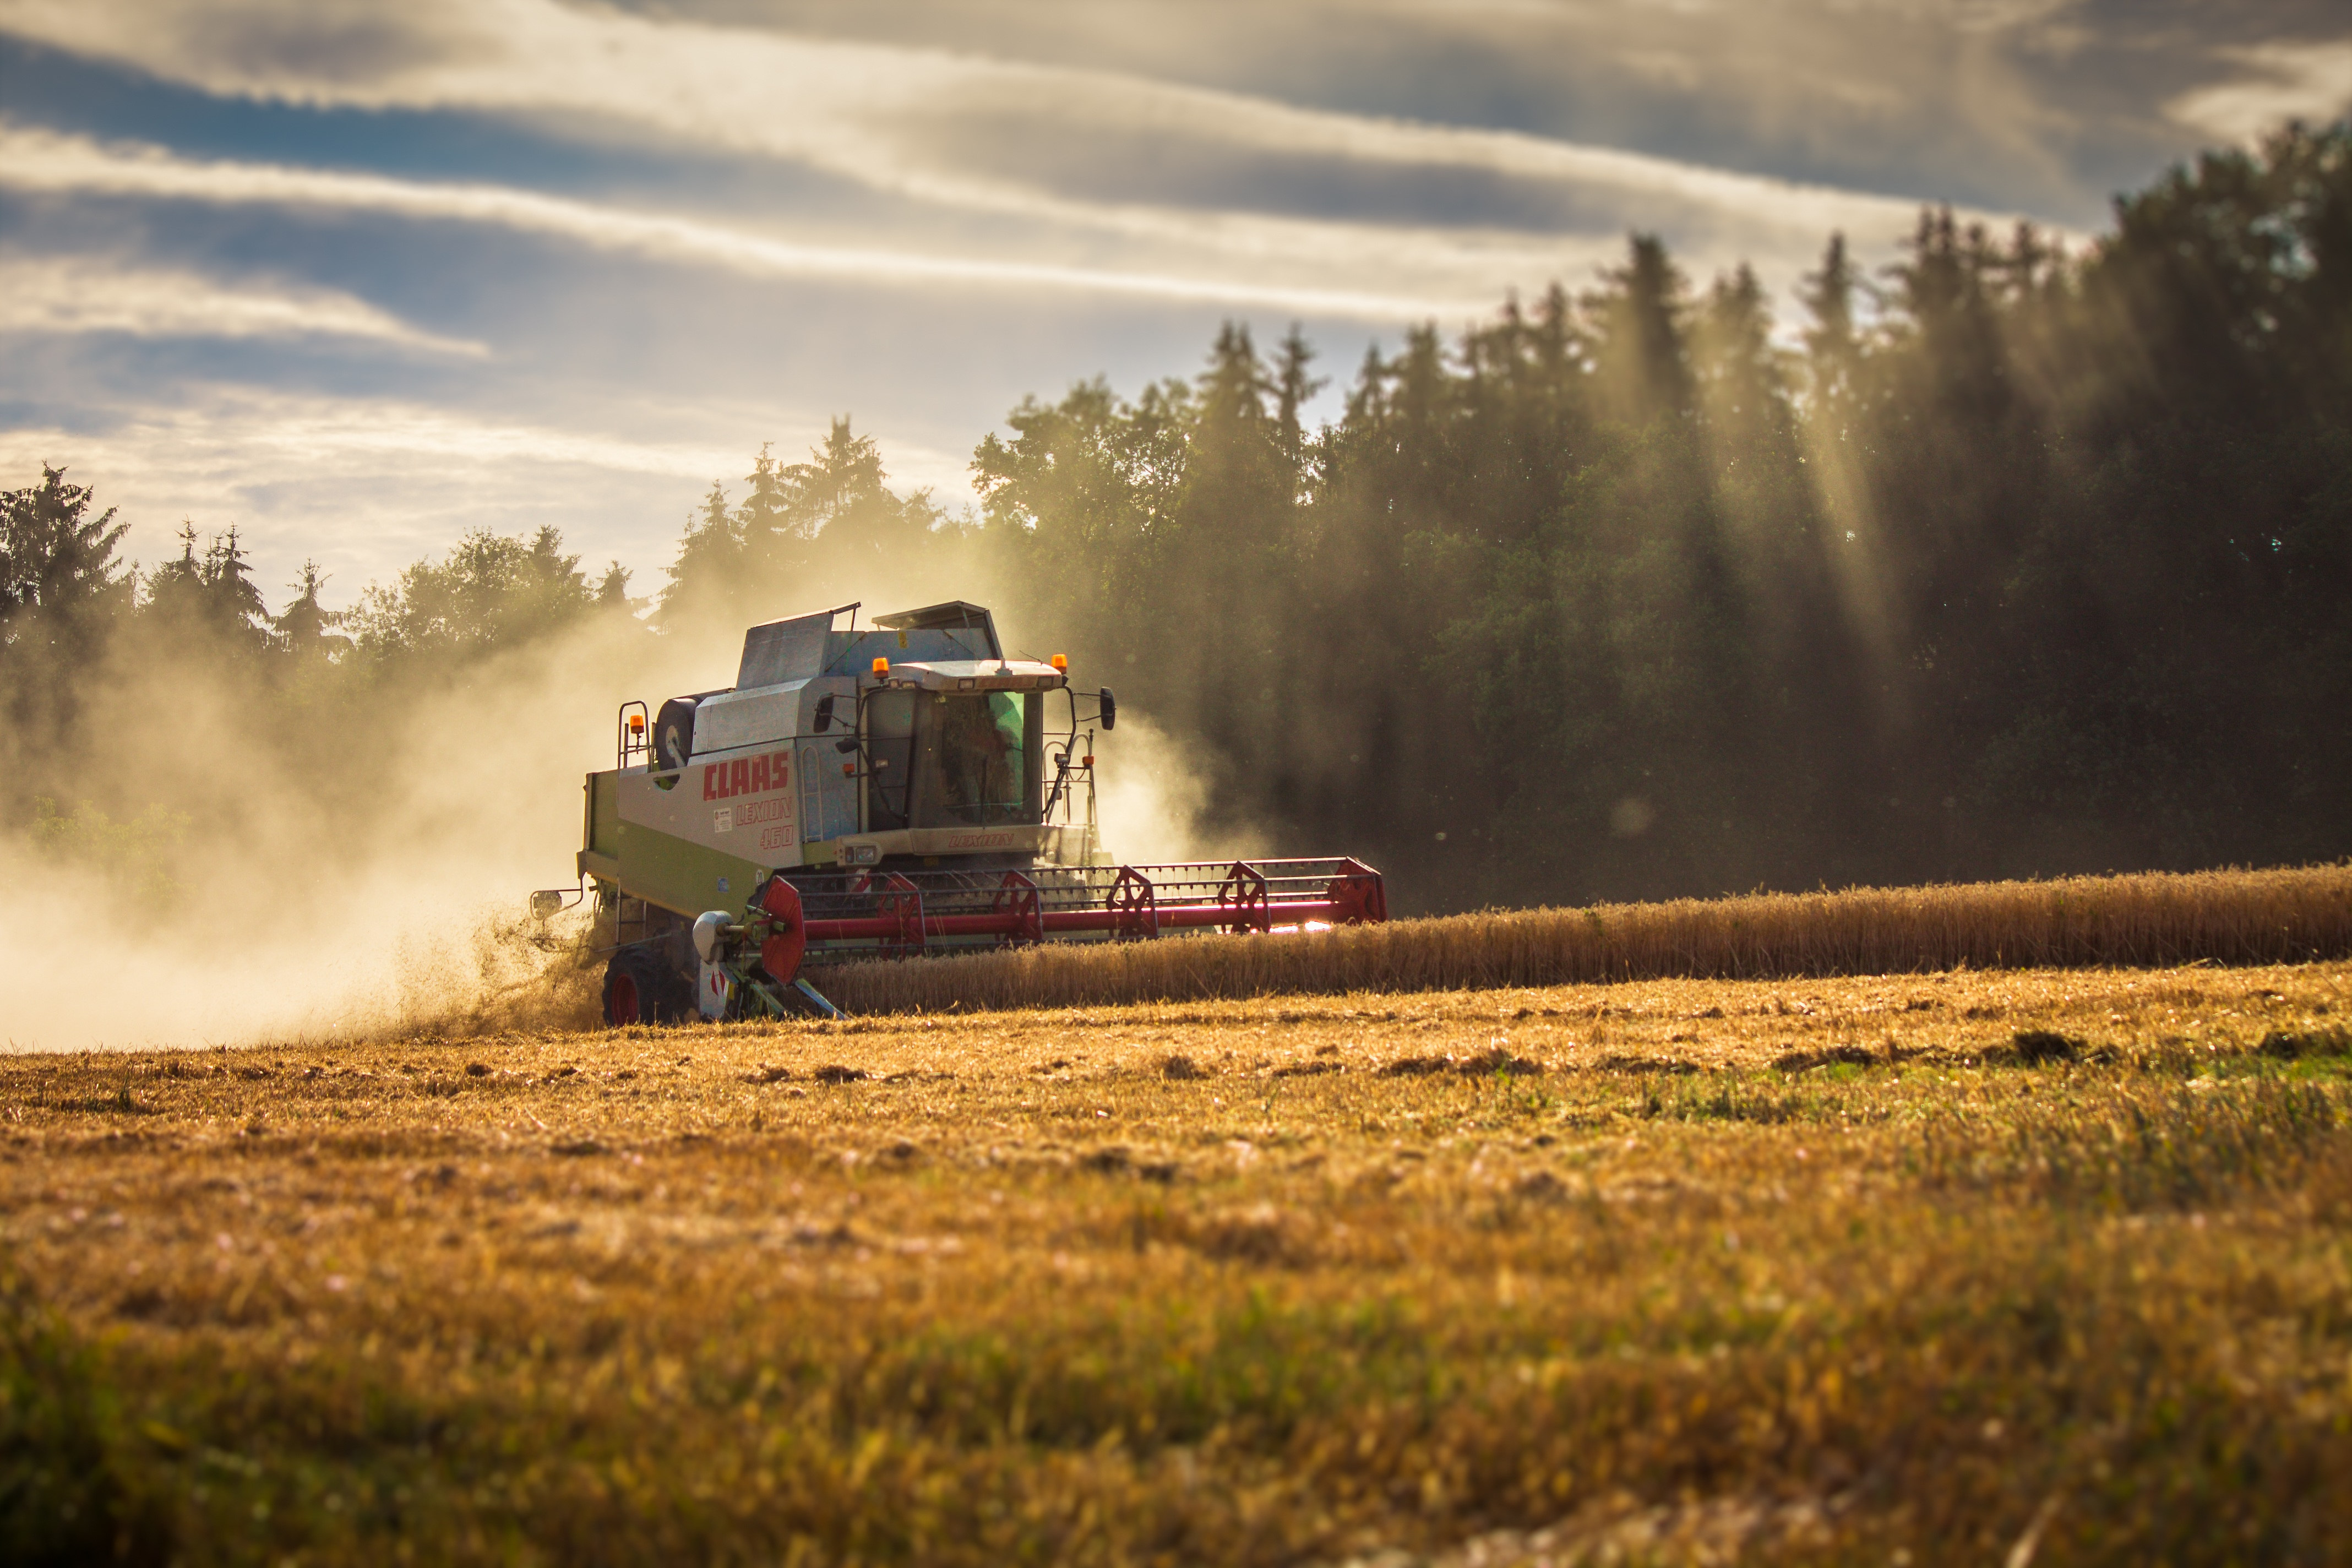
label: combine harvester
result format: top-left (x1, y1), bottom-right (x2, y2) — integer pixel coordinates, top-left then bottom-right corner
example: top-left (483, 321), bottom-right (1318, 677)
top-left (540, 601), bottom-right (1388, 1022)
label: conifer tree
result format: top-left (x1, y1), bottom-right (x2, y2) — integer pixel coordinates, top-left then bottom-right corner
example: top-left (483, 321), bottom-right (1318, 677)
top-left (203, 527), bottom-right (271, 650)
top-left (0, 464), bottom-right (132, 764)
top-left (143, 522), bottom-right (270, 649)
top-left (1272, 325), bottom-right (1324, 471)
top-left (1797, 233), bottom-right (1866, 410)
top-left (1, 464), bottom-right (132, 647)
top-left (594, 562), bottom-right (635, 614)
top-left (1586, 233), bottom-right (1693, 424)
top-left (273, 561), bottom-right (350, 660)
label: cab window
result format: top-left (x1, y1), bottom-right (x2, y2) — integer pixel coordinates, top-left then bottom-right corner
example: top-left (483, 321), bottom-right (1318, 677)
top-left (864, 688), bottom-right (916, 831)
top-left (920, 692), bottom-right (1035, 827)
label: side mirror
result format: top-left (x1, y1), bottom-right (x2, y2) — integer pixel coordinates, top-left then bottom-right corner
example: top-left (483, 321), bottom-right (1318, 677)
top-left (813, 694), bottom-right (835, 732)
top-left (1098, 687), bottom-right (1117, 732)
top-left (528, 890), bottom-right (564, 920)
top-left (836, 737), bottom-right (860, 754)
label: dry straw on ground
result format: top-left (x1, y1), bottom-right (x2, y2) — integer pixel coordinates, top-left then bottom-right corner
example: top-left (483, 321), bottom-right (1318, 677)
top-left (4, 962), bottom-right (2349, 1564)
top-left (818, 862), bottom-right (2352, 1014)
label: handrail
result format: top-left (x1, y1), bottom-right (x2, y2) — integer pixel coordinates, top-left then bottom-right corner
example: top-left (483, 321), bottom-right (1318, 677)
top-left (616, 700), bottom-right (650, 772)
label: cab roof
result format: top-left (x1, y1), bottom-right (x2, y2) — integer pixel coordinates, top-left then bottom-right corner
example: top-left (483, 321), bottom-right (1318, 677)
top-left (871, 601), bottom-right (1001, 657)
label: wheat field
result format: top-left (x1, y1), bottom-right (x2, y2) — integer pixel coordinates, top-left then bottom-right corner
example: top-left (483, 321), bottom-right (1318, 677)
top-left (816, 862), bottom-right (2352, 1014)
top-left (5, 958), bottom-right (2351, 1564)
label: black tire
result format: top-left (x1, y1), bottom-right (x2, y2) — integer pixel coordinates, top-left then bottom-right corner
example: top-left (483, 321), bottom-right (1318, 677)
top-left (603, 944), bottom-right (687, 1026)
top-left (654, 695), bottom-right (702, 772)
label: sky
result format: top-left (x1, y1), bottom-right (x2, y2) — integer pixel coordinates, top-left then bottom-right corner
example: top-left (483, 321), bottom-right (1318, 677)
top-left (3, 0), bottom-right (2348, 614)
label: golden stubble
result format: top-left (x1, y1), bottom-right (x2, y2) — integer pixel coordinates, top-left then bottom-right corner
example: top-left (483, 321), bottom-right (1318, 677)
top-left (4, 962), bottom-right (2349, 1561)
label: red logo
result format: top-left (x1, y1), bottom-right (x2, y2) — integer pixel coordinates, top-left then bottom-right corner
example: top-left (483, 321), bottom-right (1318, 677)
top-left (704, 750), bottom-right (791, 802)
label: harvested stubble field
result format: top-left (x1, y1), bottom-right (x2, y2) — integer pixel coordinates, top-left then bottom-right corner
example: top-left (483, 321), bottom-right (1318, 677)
top-left (7, 962), bottom-right (2352, 1565)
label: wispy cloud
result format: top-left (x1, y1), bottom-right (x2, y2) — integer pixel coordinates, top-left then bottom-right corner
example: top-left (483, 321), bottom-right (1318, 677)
top-left (0, 0), bottom-right (2051, 299)
top-left (0, 385), bottom-right (878, 595)
top-left (2168, 40), bottom-right (2352, 146)
top-left (0, 378), bottom-right (984, 594)
top-left (0, 252), bottom-right (484, 352)
top-left (0, 123), bottom-right (1497, 321)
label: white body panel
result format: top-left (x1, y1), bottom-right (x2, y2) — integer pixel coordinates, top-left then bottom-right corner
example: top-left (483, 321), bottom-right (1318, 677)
top-left (886, 660), bottom-right (1064, 693)
top-left (825, 824), bottom-right (1075, 866)
top-left (692, 678), bottom-right (813, 754)
top-left (697, 961), bottom-right (733, 1019)
top-left (616, 740), bottom-right (802, 864)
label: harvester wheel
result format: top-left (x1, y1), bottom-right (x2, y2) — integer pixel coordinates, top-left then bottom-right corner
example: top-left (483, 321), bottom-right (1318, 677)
top-left (603, 945), bottom-right (685, 1027)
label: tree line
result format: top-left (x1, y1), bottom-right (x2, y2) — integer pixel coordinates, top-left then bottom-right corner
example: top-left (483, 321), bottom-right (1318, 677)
top-left (5, 123), bottom-right (2345, 911)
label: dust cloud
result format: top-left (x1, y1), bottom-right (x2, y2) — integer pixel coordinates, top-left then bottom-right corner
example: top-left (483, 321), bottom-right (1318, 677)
top-left (1083, 710), bottom-right (1264, 868)
top-left (2, 557), bottom-right (1228, 1052)
top-left (1, 613), bottom-right (729, 1051)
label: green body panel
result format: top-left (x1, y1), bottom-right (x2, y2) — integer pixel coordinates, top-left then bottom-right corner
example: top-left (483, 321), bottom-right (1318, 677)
top-left (613, 817), bottom-right (769, 919)
top-left (576, 766), bottom-right (842, 918)
top-left (585, 771), bottom-right (621, 858)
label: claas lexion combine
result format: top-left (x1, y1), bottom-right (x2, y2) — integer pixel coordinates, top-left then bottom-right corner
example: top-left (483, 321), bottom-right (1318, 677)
top-left (536, 601), bottom-right (1389, 1023)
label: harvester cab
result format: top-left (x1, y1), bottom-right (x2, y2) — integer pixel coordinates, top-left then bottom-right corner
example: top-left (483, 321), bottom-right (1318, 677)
top-left (556, 600), bottom-right (1387, 1025)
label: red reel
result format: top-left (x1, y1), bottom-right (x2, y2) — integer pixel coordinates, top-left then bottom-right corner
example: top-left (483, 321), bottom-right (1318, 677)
top-left (758, 875), bottom-right (807, 983)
